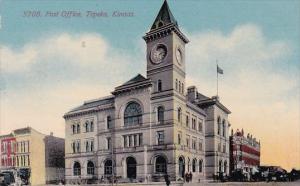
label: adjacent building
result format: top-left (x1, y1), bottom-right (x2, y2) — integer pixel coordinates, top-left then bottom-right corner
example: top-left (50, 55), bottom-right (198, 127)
top-left (0, 127), bottom-right (65, 185)
top-left (64, 1), bottom-right (231, 184)
top-left (229, 129), bottom-right (260, 176)
top-left (0, 134), bottom-right (16, 168)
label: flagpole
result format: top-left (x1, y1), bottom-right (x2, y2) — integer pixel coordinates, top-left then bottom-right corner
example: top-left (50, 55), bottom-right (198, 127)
top-left (216, 60), bottom-right (218, 97)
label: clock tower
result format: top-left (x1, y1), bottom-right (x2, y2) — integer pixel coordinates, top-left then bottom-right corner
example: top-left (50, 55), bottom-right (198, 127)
top-left (143, 0), bottom-right (189, 97)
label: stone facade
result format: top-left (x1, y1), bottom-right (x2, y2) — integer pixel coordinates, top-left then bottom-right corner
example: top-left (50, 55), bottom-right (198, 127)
top-left (63, 1), bottom-right (230, 184)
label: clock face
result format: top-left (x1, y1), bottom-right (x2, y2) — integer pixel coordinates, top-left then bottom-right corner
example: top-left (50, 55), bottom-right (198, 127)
top-left (151, 44), bottom-right (167, 64)
top-left (176, 48), bottom-right (182, 65)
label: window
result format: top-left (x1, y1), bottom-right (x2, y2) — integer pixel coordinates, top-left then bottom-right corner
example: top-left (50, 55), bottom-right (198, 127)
top-left (85, 121), bottom-right (89, 132)
top-left (133, 135), bottom-right (137, 146)
top-left (198, 121), bottom-right (203, 132)
top-left (107, 116), bottom-right (112, 129)
top-left (157, 131), bottom-right (164, 145)
top-left (192, 118), bottom-right (196, 130)
top-left (178, 132), bottom-right (182, 145)
top-left (85, 141), bottom-right (89, 152)
top-left (186, 115), bottom-right (189, 127)
top-left (179, 80), bottom-right (181, 93)
top-left (192, 138), bottom-right (196, 150)
top-left (155, 156), bottom-right (167, 173)
top-left (123, 136), bottom-right (127, 147)
top-left (182, 83), bottom-right (184, 94)
top-left (107, 137), bottom-right (111, 150)
top-left (73, 162), bottom-right (81, 176)
top-left (175, 79), bottom-right (178, 90)
top-left (91, 140), bottom-right (94, 152)
top-left (76, 141), bottom-right (80, 153)
top-left (217, 117), bottom-right (221, 135)
top-left (186, 136), bottom-right (190, 148)
top-left (139, 133), bottom-right (143, 146)
top-left (71, 142), bottom-right (76, 153)
top-left (90, 121), bottom-right (94, 132)
top-left (218, 143), bottom-right (221, 152)
top-left (87, 161), bottom-right (95, 175)
top-left (222, 120), bottom-right (226, 137)
top-left (219, 160), bottom-right (223, 173)
top-left (157, 106), bottom-right (164, 124)
top-left (223, 144), bottom-right (226, 153)
top-left (224, 161), bottom-right (227, 173)
top-left (177, 108), bottom-right (182, 123)
top-left (187, 158), bottom-right (190, 172)
top-left (199, 160), bottom-right (203, 172)
top-left (104, 160), bottom-right (112, 175)
top-left (192, 159), bottom-right (197, 172)
top-left (158, 80), bottom-right (162, 92)
top-left (72, 141), bottom-right (80, 153)
top-left (77, 124), bottom-right (80, 134)
top-left (124, 102), bottom-right (142, 126)
top-left (85, 140), bottom-right (94, 152)
top-left (72, 125), bottom-right (76, 134)
top-left (198, 140), bottom-right (203, 151)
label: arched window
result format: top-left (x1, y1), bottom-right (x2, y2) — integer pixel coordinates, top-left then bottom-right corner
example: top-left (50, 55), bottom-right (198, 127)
top-left (73, 162), bottom-right (81, 176)
top-left (107, 116), bottom-right (112, 129)
top-left (199, 159), bottom-right (203, 172)
top-left (87, 161), bottom-right (95, 175)
top-left (217, 117), bottom-right (221, 135)
top-left (124, 102), bottom-right (142, 126)
top-left (157, 106), bottom-right (164, 124)
top-left (158, 80), bottom-right (162, 92)
top-left (222, 120), bottom-right (226, 137)
top-left (104, 160), bottom-right (112, 175)
top-left (192, 159), bottom-right (197, 172)
top-left (177, 108), bottom-right (182, 122)
top-left (155, 156), bottom-right (167, 173)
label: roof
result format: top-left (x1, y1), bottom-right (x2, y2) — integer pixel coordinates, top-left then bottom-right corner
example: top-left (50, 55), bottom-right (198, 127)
top-left (13, 127), bottom-right (31, 135)
top-left (0, 133), bottom-right (14, 139)
top-left (150, 0), bottom-right (178, 30)
top-left (121, 74), bottom-right (147, 86)
top-left (67, 95), bottom-right (114, 114)
top-left (195, 96), bottom-right (231, 114)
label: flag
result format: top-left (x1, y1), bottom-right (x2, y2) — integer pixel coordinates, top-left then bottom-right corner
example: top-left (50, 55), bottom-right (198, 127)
top-left (217, 65), bottom-right (223, 74)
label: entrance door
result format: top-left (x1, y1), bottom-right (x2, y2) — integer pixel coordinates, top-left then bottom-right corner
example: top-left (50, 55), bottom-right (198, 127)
top-left (179, 157), bottom-right (185, 178)
top-left (126, 157), bottom-right (137, 179)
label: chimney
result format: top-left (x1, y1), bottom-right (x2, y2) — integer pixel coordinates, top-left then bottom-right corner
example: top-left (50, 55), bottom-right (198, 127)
top-left (187, 86), bottom-right (197, 101)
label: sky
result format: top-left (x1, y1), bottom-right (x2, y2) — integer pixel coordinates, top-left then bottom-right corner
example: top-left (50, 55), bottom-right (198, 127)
top-left (0, 0), bottom-right (299, 171)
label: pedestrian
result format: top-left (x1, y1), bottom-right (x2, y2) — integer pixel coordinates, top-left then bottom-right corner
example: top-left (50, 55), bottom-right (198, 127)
top-left (189, 172), bottom-right (193, 182)
top-left (185, 172), bottom-right (189, 182)
top-left (164, 174), bottom-right (170, 186)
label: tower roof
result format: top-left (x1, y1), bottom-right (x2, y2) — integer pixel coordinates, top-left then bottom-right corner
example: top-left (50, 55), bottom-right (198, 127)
top-left (151, 0), bottom-right (178, 30)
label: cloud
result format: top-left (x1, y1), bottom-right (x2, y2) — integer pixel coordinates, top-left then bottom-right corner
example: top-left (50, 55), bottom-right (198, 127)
top-left (186, 24), bottom-right (299, 170)
top-left (1, 33), bottom-right (109, 73)
top-left (0, 33), bottom-right (140, 136)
